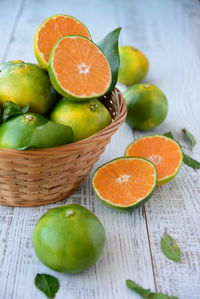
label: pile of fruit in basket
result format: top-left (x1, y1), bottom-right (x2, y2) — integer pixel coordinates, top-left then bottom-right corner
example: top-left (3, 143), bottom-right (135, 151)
top-left (0, 15), bottom-right (123, 150)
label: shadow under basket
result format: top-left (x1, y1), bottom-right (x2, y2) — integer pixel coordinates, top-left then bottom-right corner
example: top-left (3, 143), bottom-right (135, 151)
top-left (0, 88), bottom-right (127, 207)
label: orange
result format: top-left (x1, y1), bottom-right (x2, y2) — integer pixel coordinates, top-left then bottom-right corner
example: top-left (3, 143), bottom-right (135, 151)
top-left (125, 135), bottom-right (183, 185)
top-left (50, 97), bottom-right (112, 141)
top-left (48, 35), bottom-right (111, 101)
top-left (0, 61), bottom-right (56, 115)
top-left (118, 46), bottom-right (149, 85)
top-left (92, 157), bottom-right (157, 211)
top-left (34, 14), bottom-right (91, 69)
top-left (32, 204), bottom-right (105, 273)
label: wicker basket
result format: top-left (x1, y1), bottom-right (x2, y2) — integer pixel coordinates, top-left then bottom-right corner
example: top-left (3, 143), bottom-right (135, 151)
top-left (0, 88), bottom-right (126, 207)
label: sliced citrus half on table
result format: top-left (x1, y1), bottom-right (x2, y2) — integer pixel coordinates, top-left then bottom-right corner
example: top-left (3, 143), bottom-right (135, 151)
top-left (34, 14), bottom-right (91, 69)
top-left (92, 157), bottom-right (157, 211)
top-left (48, 35), bottom-right (112, 101)
top-left (125, 135), bottom-right (183, 185)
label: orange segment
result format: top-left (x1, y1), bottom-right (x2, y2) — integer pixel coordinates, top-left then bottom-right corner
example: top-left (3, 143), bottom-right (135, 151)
top-left (49, 36), bottom-right (111, 100)
top-left (34, 15), bottom-right (91, 69)
top-left (92, 157), bottom-right (157, 209)
top-left (125, 135), bottom-right (183, 185)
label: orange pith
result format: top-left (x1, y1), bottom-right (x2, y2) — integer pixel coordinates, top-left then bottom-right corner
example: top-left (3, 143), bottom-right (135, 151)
top-left (37, 15), bottom-right (91, 63)
top-left (125, 136), bottom-right (182, 182)
top-left (93, 158), bottom-right (156, 207)
top-left (52, 36), bottom-right (111, 97)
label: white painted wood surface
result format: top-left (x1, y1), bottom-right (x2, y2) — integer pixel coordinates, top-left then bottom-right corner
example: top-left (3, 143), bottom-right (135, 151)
top-left (0, 0), bottom-right (200, 298)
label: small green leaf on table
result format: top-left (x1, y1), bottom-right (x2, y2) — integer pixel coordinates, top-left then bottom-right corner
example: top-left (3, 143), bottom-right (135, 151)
top-left (35, 273), bottom-right (59, 299)
top-left (126, 279), bottom-right (178, 298)
top-left (182, 153), bottom-right (200, 169)
top-left (160, 231), bottom-right (181, 262)
top-left (98, 27), bottom-right (121, 92)
top-left (126, 279), bottom-right (151, 296)
top-left (182, 128), bottom-right (196, 148)
top-left (163, 132), bottom-right (174, 139)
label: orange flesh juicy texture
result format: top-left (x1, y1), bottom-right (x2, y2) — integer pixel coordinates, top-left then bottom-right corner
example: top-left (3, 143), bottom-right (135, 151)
top-left (53, 36), bottom-right (111, 97)
top-left (93, 158), bottom-right (156, 206)
top-left (125, 136), bottom-right (182, 182)
top-left (37, 15), bottom-right (91, 63)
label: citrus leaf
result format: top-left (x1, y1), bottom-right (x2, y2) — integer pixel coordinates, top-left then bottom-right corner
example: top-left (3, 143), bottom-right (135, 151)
top-left (163, 132), bottom-right (174, 139)
top-left (161, 232), bottom-right (181, 262)
top-left (126, 280), bottom-right (178, 298)
top-left (35, 273), bottom-right (59, 299)
top-left (182, 128), bottom-right (196, 148)
top-left (146, 293), bottom-right (178, 299)
top-left (29, 121), bottom-right (73, 148)
top-left (98, 27), bottom-right (121, 92)
top-left (163, 132), bottom-right (200, 169)
top-left (126, 279), bottom-right (151, 297)
top-left (2, 101), bottom-right (30, 121)
top-left (182, 153), bottom-right (200, 169)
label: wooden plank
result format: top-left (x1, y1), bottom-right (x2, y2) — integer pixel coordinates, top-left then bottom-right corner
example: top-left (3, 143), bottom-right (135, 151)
top-left (117, 0), bottom-right (200, 298)
top-left (0, 0), bottom-right (24, 62)
top-left (0, 0), bottom-right (155, 298)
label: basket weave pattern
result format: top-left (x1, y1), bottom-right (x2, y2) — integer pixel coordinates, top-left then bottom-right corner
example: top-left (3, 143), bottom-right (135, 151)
top-left (0, 89), bottom-right (126, 207)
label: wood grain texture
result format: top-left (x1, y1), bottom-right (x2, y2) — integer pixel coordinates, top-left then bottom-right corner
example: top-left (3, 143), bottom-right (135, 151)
top-left (0, 0), bottom-right (200, 298)
top-left (117, 0), bottom-right (200, 298)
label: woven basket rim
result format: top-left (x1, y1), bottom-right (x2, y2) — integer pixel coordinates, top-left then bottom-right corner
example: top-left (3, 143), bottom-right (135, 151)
top-left (0, 88), bottom-right (126, 155)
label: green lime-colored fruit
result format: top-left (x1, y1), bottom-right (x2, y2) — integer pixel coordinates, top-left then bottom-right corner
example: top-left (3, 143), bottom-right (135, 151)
top-left (118, 46), bottom-right (149, 85)
top-left (50, 97), bottom-right (112, 141)
top-left (0, 61), bottom-right (56, 115)
top-left (0, 113), bottom-right (73, 150)
top-left (124, 84), bottom-right (168, 130)
top-left (32, 204), bottom-right (106, 273)
top-left (92, 157), bottom-right (157, 211)
top-left (48, 35), bottom-right (111, 101)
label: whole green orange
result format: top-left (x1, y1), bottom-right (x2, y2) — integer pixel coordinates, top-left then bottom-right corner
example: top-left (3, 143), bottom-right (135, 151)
top-left (118, 46), bottom-right (149, 85)
top-left (0, 61), bottom-right (56, 115)
top-left (32, 204), bottom-right (106, 273)
top-left (50, 97), bottom-right (112, 141)
top-left (124, 84), bottom-right (168, 130)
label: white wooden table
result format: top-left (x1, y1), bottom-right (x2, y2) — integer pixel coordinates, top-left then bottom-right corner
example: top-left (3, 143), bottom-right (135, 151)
top-left (0, 0), bottom-right (200, 298)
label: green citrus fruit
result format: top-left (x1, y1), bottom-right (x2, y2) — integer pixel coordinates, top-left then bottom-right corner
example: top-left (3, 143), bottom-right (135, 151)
top-left (34, 14), bottom-right (91, 70)
top-left (118, 46), bottom-right (149, 85)
top-left (50, 97), bottom-right (112, 141)
top-left (124, 84), bottom-right (168, 130)
top-left (92, 157), bottom-right (157, 211)
top-left (125, 135), bottom-right (183, 185)
top-left (0, 61), bottom-right (56, 115)
top-left (32, 204), bottom-right (106, 273)
top-left (48, 35), bottom-right (111, 101)
top-left (0, 113), bottom-right (73, 150)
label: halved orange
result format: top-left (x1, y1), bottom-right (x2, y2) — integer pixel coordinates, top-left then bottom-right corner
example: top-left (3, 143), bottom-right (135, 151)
top-left (125, 135), bottom-right (183, 185)
top-left (92, 157), bottom-right (157, 210)
top-left (34, 14), bottom-right (91, 69)
top-left (48, 35), bottom-right (112, 101)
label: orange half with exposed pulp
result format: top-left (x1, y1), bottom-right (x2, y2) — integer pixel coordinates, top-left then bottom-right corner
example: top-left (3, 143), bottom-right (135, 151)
top-left (125, 135), bottom-right (183, 185)
top-left (92, 157), bottom-right (157, 210)
top-left (34, 14), bottom-right (91, 69)
top-left (48, 35), bottom-right (112, 101)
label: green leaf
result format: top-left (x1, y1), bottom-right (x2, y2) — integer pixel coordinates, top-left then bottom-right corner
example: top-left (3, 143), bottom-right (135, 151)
top-left (2, 101), bottom-right (30, 121)
top-left (126, 280), bottom-right (178, 298)
top-left (98, 27), bottom-right (121, 92)
top-left (29, 121), bottom-right (73, 148)
top-left (35, 273), bottom-right (59, 299)
top-left (146, 293), bottom-right (178, 299)
top-left (126, 280), bottom-right (151, 297)
top-left (182, 153), bottom-right (200, 169)
top-left (182, 128), bottom-right (196, 148)
top-left (163, 132), bottom-right (174, 139)
top-left (163, 132), bottom-right (200, 169)
top-left (161, 232), bottom-right (181, 262)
